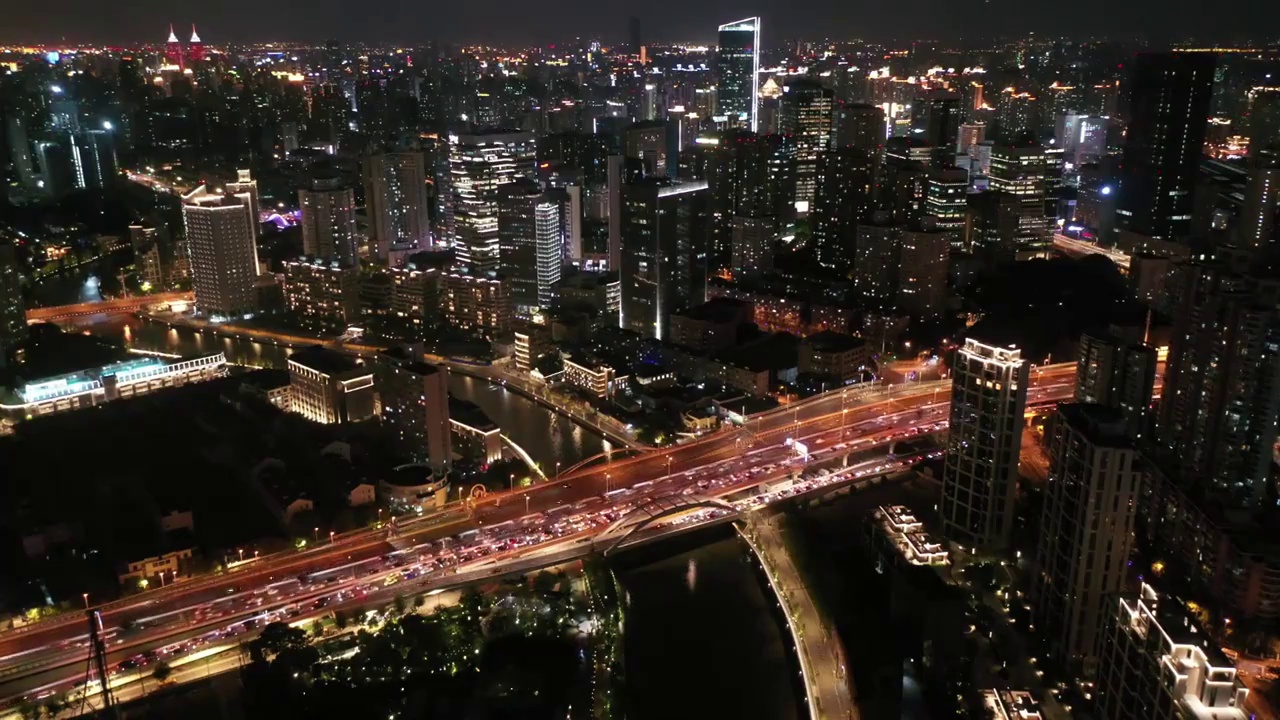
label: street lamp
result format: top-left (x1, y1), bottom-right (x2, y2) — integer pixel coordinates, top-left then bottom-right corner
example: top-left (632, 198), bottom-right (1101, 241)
top-left (605, 473), bottom-right (611, 494)
top-left (82, 593), bottom-right (89, 609)
top-left (329, 530), bottom-right (335, 544)
top-left (237, 548), bottom-right (244, 562)
top-left (313, 527), bottom-right (319, 543)
top-left (556, 461), bottom-right (561, 481)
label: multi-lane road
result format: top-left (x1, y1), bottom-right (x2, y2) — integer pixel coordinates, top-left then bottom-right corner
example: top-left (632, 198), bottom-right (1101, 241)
top-left (0, 364), bottom-right (1079, 712)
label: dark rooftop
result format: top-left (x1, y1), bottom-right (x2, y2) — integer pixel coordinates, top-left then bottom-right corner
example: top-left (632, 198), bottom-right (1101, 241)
top-left (804, 330), bottom-right (865, 354)
top-left (288, 345), bottom-right (365, 377)
top-left (674, 297), bottom-right (752, 325)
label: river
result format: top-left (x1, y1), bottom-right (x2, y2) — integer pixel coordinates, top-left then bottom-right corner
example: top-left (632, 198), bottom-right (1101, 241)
top-left (612, 525), bottom-right (803, 720)
top-left (73, 315), bottom-right (609, 470)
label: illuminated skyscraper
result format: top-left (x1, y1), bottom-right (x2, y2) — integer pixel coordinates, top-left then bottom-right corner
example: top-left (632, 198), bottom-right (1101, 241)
top-left (940, 338), bottom-right (1029, 552)
top-left (364, 151), bottom-right (430, 264)
top-left (1116, 52), bottom-right (1216, 244)
top-left (182, 179), bottom-right (261, 319)
top-left (298, 174), bottom-right (358, 265)
top-left (620, 179), bottom-right (710, 339)
top-left (780, 78), bottom-right (833, 207)
top-left (498, 181), bottom-right (564, 316)
top-left (448, 130), bottom-right (537, 272)
top-left (715, 17), bottom-right (761, 132)
top-left (0, 239), bottom-right (25, 357)
top-left (164, 25), bottom-right (184, 68)
top-left (188, 25), bottom-right (205, 63)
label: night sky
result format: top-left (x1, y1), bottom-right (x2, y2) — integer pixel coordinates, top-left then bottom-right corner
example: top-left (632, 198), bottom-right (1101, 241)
top-left (1, 0), bottom-right (1274, 46)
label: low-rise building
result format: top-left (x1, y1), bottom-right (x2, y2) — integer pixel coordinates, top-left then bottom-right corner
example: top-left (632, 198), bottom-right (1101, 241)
top-left (981, 690), bottom-right (1044, 720)
top-left (450, 398), bottom-right (503, 465)
top-left (442, 269), bottom-right (512, 339)
top-left (286, 345), bottom-right (376, 425)
top-left (799, 331), bottom-right (869, 383)
top-left (873, 505), bottom-right (950, 566)
top-left (562, 352), bottom-right (628, 399)
top-left (669, 297), bottom-right (753, 353)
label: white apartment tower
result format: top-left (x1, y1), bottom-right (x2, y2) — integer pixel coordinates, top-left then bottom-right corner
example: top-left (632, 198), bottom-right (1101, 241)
top-left (182, 174), bottom-right (261, 319)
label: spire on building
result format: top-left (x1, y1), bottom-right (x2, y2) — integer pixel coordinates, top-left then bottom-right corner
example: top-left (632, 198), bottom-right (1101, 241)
top-left (190, 25), bottom-right (201, 43)
top-left (167, 24), bottom-right (179, 43)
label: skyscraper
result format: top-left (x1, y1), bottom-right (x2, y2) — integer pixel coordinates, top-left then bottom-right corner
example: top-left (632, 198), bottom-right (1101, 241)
top-left (298, 174), bottom-right (358, 265)
top-left (188, 25), bottom-right (205, 63)
top-left (377, 348), bottom-right (452, 475)
top-left (449, 130), bottom-right (537, 272)
top-left (915, 91), bottom-right (962, 162)
top-left (811, 148), bottom-right (874, 271)
top-left (1075, 325), bottom-right (1157, 441)
top-left (715, 17), bottom-right (761, 132)
top-left (498, 181), bottom-right (564, 316)
top-left (1155, 247), bottom-right (1280, 507)
top-left (0, 239), bottom-right (25, 358)
top-left (987, 143), bottom-right (1052, 259)
top-left (940, 338), bottom-right (1029, 552)
top-left (620, 179), bottom-right (710, 339)
top-left (1235, 148), bottom-right (1280, 251)
top-left (1116, 53), bottom-right (1216, 244)
top-left (364, 151), bottom-right (430, 264)
top-left (182, 182), bottom-right (261, 319)
top-left (780, 78), bottom-right (834, 207)
top-left (1031, 404), bottom-right (1139, 667)
top-left (832, 103), bottom-right (885, 153)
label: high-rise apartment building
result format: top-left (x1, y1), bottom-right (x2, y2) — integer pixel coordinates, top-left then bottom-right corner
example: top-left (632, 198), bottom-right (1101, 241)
top-left (780, 79), bottom-right (834, 208)
top-left (1236, 148), bottom-right (1280, 251)
top-left (0, 239), bottom-right (25, 357)
top-left (298, 174), bottom-right (358, 265)
top-left (1155, 248), bottom-right (1280, 507)
top-left (364, 151), bottom-right (430, 263)
top-left (1096, 583), bottom-right (1249, 720)
top-left (498, 181), bottom-right (564, 316)
top-left (1075, 326), bottom-right (1157, 441)
top-left (620, 180), bottom-right (710, 339)
top-left (853, 220), bottom-right (949, 321)
top-left (1031, 404), bottom-right (1139, 666)
top-left (715, 17), bottom-right (761, 132)
top-left (811, 147), bottom-right (875, 270)
top-left (376, 348), bottom-right (452, 475)
top-left (449, 130), bottom-right (537, 272)
top-left (940, 338), bottom-right (1029, 552)
top-left (923, 166), bottom-right (969, 244)
top-left (1116, 53), bottom-right (1216, 244)
top-left (182, 180), bottom-right (260, 319)
top-left (692, 130), bottom-right (797, 272)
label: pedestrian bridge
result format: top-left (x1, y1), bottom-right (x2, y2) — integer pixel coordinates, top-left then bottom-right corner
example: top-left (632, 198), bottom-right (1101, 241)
top-left (593, 493), bottom-right (738, 554)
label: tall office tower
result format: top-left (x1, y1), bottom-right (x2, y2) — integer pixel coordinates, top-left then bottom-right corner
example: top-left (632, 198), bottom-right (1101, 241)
top-left (624, 121), bottom-right (669, 178)
top-left (225, 170), bottom-right (261, 242)
top-left (1236, 148), bottom-right (1280, 251)
top-left (498, 181), bottom-right (563, 316)
top-left (1155, 248), bottom-right (1280, 507)
top-left (449, 130), bottom-right (536, 273)
top-left (69, 130), bottom-right (117, 190)
top-left (915, 91), bottom-right (962, 162)
top-left (607, 154), bottom-right (624, 271)
top-left (811, 147), bottom-right (876, 270)
top-left (164, 25), bottom-right (184, 69)
top-left (1031, 404), bottom-right (1139, 667)
top-left (715, 17), bottom-right (761, 132)
top-left (779, 78), bottom-right (834, 208)
top-left (956, 122), bottom-right (986, 157)
top-left (620, 179), bottom-right (709, 339)
top-left (1248, 86), bottom-right (1280, 152)
top-left (922, 167), bottom-right (969, 244)
top-left (628, 16), bottom-right (642, 55)
top-left (3, 114), bottom-right (38, 191)
top-left (364, 151), bottom-right (430, 264)
top-left (0, 239), bottom-right (25, 357)
top-left (1075, 326), bottom-right (1157, 441)
top-left (182, 184), bottom-right (261, 319)
top-left (376, 348), bottom-right (452, 474)
top-left (1096, 584), bottom-right (1250, 720)
top-left (988, 143), bottom-right (1052, 259)
top-left (1116, 53), bottom-right (1216, 244)
top-left (188, 25), bottom-right (205, 62)
top-left (833, 103), bottom-right (885, 152)
top-left (940, 338), bottom-right (1029, 552)
top-left (298, 174), bottom-right (358, 265)
top-left (1057, 114), bottom-right (1108, 169)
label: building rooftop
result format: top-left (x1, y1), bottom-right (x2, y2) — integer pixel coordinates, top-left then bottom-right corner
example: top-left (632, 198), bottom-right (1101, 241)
top-left (804, 330), bottom-right (865, 354)
top-left (288, 345), bottom-right (363, 377)
top-left (449, 398), bottom-right (497, 433)
top-left (981, 689), bottom-right (1043, 719)
top-left (674, 297), bottom-right (752, 325)
top-left (1057, 403), bottom-right (1134, 449)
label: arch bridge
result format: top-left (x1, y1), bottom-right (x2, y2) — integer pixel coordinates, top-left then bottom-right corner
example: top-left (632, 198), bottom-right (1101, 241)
top-left (594, 493), bottom-right (738, 555)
